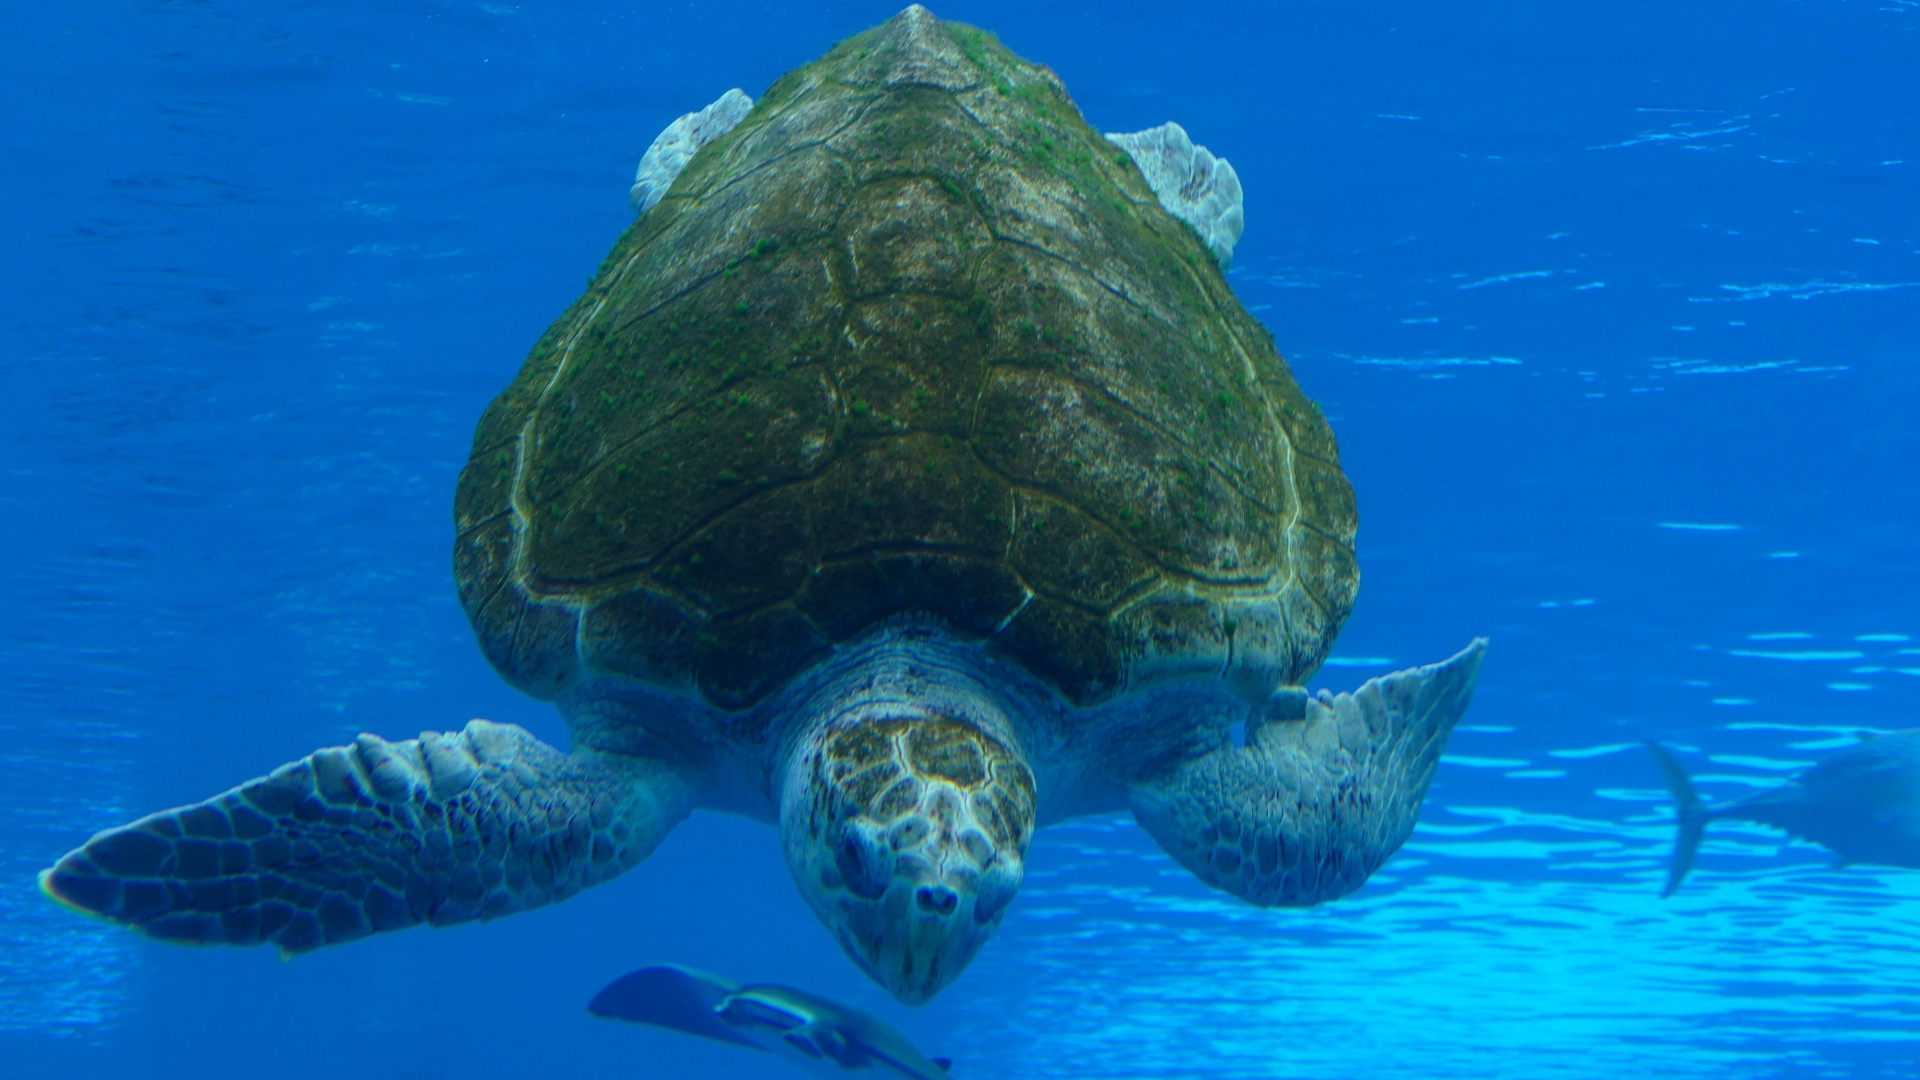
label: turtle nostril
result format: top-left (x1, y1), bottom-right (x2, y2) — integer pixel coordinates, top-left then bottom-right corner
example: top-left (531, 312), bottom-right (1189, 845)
top-left (915, 884), bottom-right (959, 916)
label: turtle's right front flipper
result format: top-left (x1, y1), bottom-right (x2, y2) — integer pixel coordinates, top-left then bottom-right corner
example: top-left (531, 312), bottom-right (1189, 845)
top-left (40, 719), bottom-right (693, 952)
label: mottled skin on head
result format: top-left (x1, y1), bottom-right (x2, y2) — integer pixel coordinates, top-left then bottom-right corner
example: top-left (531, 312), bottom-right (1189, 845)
top-left (38, 6), bottom-right (1487, 1007)
top-left (779, 632), bottom-right (1035, 1001)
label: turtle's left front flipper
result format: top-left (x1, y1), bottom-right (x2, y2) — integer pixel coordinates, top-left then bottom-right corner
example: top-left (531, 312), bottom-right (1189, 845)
top-left (1130, 639), bottom-right (1486, 906)
top-left (40, 719), bottom-right (694, 952)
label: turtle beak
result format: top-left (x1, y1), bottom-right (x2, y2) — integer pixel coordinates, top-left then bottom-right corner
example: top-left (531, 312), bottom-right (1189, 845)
top-left (815, 788), bottom-right (1024, 1004)
top-left (781, 709), bottom-right (1034, 1005)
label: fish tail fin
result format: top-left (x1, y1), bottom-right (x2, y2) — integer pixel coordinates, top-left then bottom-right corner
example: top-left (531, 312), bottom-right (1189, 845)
top-left (1645, 741), bottom-right (1709, 898)
top-left (588, 966), bottom-right (763, 1051)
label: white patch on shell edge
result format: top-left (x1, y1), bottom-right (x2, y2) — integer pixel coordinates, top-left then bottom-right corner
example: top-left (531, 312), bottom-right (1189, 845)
top-left (1106, 121), bottom-right (1245, 265)
top-left (630, 88), bottom-right (756, 213)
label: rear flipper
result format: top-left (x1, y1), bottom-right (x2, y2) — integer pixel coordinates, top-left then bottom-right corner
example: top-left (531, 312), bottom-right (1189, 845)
top-left (1644, 740), bottom-right (1709, 898)
top-left (1131, 639), bottom-right (1486, 906)
top-left (40, 720), bottom-right (693, 952)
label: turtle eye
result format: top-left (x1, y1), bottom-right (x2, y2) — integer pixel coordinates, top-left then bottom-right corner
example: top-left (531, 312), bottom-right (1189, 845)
top-left (973, 860), bottom-right (1020, 925)
top-left (834, 823), bottom-right (892, 899)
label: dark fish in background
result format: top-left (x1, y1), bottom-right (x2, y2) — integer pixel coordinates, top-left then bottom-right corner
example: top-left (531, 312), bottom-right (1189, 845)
top-left (589, 964), bottom-right (952, 1079)
top-left (1647, 730), bottom-right (1920, 896)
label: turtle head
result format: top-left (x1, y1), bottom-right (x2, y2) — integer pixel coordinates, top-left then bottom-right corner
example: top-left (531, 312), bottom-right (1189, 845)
top-left (779, 650), bottom-right (1035, 1004)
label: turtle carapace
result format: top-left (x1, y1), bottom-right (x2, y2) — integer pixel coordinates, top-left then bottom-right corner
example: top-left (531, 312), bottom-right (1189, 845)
top-left (41, 5), bottom-right (1487, 1005)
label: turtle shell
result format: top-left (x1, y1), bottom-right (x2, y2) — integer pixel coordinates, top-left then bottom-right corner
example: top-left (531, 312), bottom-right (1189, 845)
top-left (452, 6), bottom-right (1357, 713)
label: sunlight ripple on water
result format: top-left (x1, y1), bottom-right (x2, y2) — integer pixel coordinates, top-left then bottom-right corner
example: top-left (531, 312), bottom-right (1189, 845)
top-left (959, 818), bottom-right (1920, 1079)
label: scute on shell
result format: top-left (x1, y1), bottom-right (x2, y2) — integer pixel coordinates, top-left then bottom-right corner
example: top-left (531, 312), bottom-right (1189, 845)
top-left (452, 4), bottom-right (1358, 711)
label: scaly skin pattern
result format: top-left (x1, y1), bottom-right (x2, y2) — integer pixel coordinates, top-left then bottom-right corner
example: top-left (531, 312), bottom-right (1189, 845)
top-left (778, 625), bottom-right (1034, 1003)
top-left (39, 8), bottom-right (1488, 1009)
top-left (40, 721), bottom-right (692, 952)
top-left (453, 3), bottom-right (1358, 713)
top-left (1131, 640), bottom-right (1486, 906)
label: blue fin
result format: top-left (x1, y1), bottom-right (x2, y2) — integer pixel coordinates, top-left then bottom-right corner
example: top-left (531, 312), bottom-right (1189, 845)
top-left (1646, 741), bottom-right (1709, 898)
top-left (933, 1057), bottom-right (952, 1072)
top-left (588, 965), bottom-right (764, 1051)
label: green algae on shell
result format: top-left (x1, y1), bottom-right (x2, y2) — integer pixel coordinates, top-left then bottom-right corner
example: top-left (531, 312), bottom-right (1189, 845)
top-left (454, 5), bottom-right (1357, 711)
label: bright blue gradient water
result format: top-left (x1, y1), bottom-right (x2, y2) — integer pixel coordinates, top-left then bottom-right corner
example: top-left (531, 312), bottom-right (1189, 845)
top-left (3, 1), bottom-right (1916, 1077)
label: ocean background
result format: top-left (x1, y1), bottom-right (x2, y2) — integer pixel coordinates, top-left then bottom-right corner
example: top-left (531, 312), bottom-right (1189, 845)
top-left (3, 1), bottom-right (1916, 1077)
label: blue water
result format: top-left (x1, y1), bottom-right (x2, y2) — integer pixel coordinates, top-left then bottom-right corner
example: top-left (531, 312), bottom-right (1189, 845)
top-left (3, 1), bottom-right (1916, 1076)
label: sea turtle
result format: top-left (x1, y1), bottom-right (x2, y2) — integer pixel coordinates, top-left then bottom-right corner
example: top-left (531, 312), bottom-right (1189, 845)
top-left (40, 5), bottom-right (1487, 1005)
